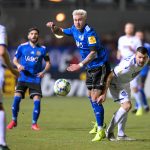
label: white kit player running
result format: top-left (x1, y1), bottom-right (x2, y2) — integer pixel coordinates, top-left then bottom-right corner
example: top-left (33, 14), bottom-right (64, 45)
top-left (117, 22), bottom-right (143, 116)
top-left (0, 24), bottom-right (19, 150)
top-left (97, 46), bottom-right (149, 141)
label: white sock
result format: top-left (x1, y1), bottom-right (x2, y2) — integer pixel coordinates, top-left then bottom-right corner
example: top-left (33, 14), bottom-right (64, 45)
top-left (107, 107), bottom-right (127, 133)
top-left (134, 92), bottom-right (143, 109)
top-left (97, 126), bottom-right (103, 131)
top-left (0, 110), bottom-right (6, 146)
top-left (118, 113), bottom-right (128, 136)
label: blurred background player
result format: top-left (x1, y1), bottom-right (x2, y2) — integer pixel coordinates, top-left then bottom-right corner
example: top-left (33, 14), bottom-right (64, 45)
top-left (117, 22), bottom-right (143, 116)
top-left (131, 30), bottom-right (150, 114)
top-left (98, 46), bottom-right (149, 141)
top-left (0, 23), bottom-right (19, 150)
top-left (7, 27), bottom-right (51, 131)
top-left (46, 9), bottom-right (111, 142)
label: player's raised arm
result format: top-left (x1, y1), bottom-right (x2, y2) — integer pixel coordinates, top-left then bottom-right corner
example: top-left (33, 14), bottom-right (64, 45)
top-left (46, 21), bottom-right (64, 37)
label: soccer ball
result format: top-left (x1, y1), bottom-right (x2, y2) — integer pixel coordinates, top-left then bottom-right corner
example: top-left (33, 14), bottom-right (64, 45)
top-left (54, 79), bottom-right (71, 96)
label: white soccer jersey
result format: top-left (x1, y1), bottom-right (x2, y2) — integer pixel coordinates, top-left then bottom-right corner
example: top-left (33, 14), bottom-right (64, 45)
top-left (118, 35), bottom-right (142, 59)
top-left (112, 55), bottom-right (148, 84)
top-left (110, 55), bottom-right (149, 103)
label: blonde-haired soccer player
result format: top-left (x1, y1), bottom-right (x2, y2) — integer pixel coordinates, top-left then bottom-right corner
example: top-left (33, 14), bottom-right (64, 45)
top-left (46, 9), bottom-right (111, 142)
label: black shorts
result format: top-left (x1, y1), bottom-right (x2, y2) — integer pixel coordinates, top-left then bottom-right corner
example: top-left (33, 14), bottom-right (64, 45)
top-left (15, 82), bottom-right (42, 99)
top-left (86, 62), bottom-right (111, 90)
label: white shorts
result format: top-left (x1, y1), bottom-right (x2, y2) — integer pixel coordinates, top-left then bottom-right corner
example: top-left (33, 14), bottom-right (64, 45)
top-left (109, 82), bottom-right (131, 104)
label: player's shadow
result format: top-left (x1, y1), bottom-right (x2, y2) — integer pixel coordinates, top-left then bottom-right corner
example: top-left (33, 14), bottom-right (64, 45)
top-left (134, 139), bottom-right (150, 142)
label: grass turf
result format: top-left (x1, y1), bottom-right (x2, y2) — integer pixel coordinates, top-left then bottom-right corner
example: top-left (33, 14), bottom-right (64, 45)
top-left (4, 96), bottom-right (150, 150)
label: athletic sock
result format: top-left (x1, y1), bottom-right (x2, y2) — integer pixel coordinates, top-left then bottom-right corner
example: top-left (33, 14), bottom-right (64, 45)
top-left (107, 107), bottom-right (127, 134)
top-left (32, 100), bottom-right (40, 124)
top-left (0, 111), bottom-right (6, 146)
top-left (92, 101), bottom-right (104, 127)
top-left (133, 91), bottom-right (143, 109)
top-left (118, 113), bottom-right (128, 136)
top-left (12, 96), bottom-right (21, 121)
top-left (140, 88), bottom-right (149, 108)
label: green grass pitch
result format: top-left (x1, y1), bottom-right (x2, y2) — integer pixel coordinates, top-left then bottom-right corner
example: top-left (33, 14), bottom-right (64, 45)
top-left (4, 96), bottom-right (150, 150)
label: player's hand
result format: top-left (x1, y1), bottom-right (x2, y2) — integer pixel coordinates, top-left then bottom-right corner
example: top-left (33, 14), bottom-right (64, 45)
top-left (97, 94), bottom-right (106, 104)
top-left (46, 22), bottom-right (55, 29)
top-left (67, 64), bottom-right (81, 72)
top-left (10, 68), bottom-right (19, 77)
top-left (37, 72), bottom-right (45, 78)
top-left (17, 64), bottom-right (24, 72)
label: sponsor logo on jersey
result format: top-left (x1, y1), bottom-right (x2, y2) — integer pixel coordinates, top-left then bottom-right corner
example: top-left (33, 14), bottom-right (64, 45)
top-left (25, 56), bottom-right (38, 62)
top-left (76, 41), bottom-right (83, 48)
top-left (88, 36), bottom-right (96, 44)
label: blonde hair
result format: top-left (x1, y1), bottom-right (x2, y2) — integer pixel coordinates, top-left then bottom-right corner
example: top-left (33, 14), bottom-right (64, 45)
top-left (72, 9), bottom-right (87, 19)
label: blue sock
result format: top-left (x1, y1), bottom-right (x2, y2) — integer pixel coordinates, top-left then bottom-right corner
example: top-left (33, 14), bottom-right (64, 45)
top-left (92, 101), bottom-right (104, 126)
top-left (88, 96), bottom-right (95, 113)
top-left (12, 96), bottom-right (21, 121)
top-left (32, 100), bottom-right (41, 124)
top-left (140, 88), bottom-right (148, 107)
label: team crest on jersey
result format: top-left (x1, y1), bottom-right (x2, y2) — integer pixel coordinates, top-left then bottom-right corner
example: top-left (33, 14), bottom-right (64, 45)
top-left (36, 51), bottom-right (41, 56)
top-left (79, 35), bottom-right (84, 41)
top-left (88, 36), bottom-right (96, 44)
top-left (31, 51), bottom-right (34, 54)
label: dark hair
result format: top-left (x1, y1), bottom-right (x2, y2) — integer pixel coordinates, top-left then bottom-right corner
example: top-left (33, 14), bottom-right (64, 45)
top-left (28, 27), bottom-right (39, 34)
top-left (137, 46), bottom-right (148, 55)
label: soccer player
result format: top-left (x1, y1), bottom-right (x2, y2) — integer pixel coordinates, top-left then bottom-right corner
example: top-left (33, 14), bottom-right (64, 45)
top-left (97, 46), bottom-right (149, 141)
top-left (7, 27), bottom-right (51, 131)
top-left (46, 9), bottom-right (111, 142)
top-left (117, 23), bottom-right (143, 116)
top-left (131, 31), bottom-right (150, 114)
top-left (0, 24), bottom-right (19, 149)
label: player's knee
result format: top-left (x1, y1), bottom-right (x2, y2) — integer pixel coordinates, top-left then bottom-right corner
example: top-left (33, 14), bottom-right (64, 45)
top-left (33, 95), bottom-right (41, 100)
top-left (122, 102), bottom-right (132, 112)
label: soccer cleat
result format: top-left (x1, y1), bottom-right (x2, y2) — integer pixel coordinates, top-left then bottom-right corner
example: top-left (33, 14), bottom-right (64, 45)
top-left (89, 122), bottom-right (97, 134)
top-left (135, 108), bottom-right (143, 116)
top-left (117, 135), bottom-right (136, 141)
top-left (105, 131), bottom-right (117, 141)
top-left (7, 120), bottom-right (17, 129)
top-left (31, 124), bottom-right (40, 131)
top-left (91, 129), bottom-right (105, 142)
top-left (0, 145), bottom-right (10, 150)
top-left (131, 109), bottom-right (137, 114)
top-left (144, 107), bottom-right (150, 112)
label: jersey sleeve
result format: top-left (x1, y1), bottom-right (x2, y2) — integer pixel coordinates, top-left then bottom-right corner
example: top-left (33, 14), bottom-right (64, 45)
top-left (15, 45), bottom-right (22, 59)
top-left (0, 25), bottom-right (8, 46)
top-left (87, 31), bottom-right (97, 47)
top-left (63, 28), bottom-right (73, 36)
top-left (113, 59), bottom-right (130, 77)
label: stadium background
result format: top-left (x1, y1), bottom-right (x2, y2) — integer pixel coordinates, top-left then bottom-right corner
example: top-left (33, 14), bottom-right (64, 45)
top-left (1, 0), bottom-right (150, 97)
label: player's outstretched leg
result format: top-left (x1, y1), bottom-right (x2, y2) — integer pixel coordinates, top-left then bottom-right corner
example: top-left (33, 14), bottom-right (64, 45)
top-left (91, 102), bottom-right (105, 142)
top-left (7, 96), bottom-right (21, 129)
